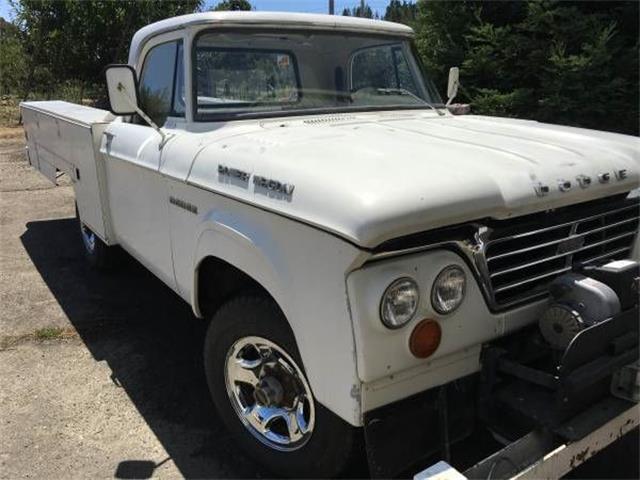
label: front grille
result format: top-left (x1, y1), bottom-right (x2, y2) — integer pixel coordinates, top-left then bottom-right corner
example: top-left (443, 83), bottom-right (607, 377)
top-left (485, 197), bottom-right (640, 306)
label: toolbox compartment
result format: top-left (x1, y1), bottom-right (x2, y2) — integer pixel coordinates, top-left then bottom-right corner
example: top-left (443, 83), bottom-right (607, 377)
top-left (21, 101), bottom-right (115, 244)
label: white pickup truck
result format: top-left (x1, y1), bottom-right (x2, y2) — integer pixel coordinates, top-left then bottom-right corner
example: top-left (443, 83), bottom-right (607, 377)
top-left (21, 12), bottom-right (639, 479)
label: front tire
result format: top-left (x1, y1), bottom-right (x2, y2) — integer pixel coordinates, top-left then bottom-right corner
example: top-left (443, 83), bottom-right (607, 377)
top-left (204, 294), bottom-right (360, 478)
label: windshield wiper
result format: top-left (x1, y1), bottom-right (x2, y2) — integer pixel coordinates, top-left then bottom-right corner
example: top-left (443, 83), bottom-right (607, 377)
top-left (376, 88), bottom-right (445, 116)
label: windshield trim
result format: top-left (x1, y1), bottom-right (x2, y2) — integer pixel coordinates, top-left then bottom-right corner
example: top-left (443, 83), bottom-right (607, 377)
top-left (191, 28), bottom-right (442, 123)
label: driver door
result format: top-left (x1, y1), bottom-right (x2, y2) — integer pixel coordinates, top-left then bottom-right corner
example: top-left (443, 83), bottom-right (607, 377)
top-left (102, 39), bottom-right (185, 288)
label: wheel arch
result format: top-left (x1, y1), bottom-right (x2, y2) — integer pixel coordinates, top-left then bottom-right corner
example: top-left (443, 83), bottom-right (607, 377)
top-left (190, 213), bottom-right (292, 323)
top-left (194, 255), bottom-right (281, 321)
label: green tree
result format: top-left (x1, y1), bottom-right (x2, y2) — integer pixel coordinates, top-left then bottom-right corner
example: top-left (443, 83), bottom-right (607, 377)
top-left (414, 0), bottom-right (639, 135)
top-left (211, 0), bottom-right (252, 11)
top-left (0, 21), bottom-right (29, 95)
top-left (384, 0), bottom-right (418, 26)
top-left (11, 0), bottom-right (202, 100)
top-left (342, 2), bottom-right (374, 19)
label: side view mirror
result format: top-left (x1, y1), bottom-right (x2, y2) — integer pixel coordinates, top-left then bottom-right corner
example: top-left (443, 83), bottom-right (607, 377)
top-left (104, 64), bottom-right (139, 116)
top-left (446, 66), bottom-right (460, 106)
top-left (104, 64), bottom-right (169, 147)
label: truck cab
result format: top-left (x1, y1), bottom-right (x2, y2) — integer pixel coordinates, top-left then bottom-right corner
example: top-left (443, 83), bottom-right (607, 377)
top-left (21, 12), bottom-right (639, 479)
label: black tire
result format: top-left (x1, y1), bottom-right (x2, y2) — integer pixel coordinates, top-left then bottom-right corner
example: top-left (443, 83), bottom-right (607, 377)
top-left (75, 204), bottom-right (118, 269)
top-left (204, 294), bottom-right (361, 478)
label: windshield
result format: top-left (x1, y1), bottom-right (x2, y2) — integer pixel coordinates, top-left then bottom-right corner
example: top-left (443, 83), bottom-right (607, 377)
top-left (193, 30), bottom-right (443, 120)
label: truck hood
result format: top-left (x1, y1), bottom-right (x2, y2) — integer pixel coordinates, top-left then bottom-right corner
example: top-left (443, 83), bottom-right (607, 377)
top-left (186, 112), bottom-right (640, 248)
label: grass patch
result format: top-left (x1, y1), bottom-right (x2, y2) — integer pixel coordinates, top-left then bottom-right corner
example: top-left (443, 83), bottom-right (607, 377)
top-left (0, 326), bottom-right (79, 350)
top-left (34, 326), bottom-right (65, 340)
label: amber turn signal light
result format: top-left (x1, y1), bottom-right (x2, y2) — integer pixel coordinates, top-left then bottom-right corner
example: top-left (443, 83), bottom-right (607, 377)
top-left (409, 319), bottom-right (442, 358)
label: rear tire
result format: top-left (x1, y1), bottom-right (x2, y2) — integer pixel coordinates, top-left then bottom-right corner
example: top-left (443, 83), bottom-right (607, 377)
top-left (75, 204), bottom-right (117, 269)
top-left (204, 294), bottom-right (361, 478)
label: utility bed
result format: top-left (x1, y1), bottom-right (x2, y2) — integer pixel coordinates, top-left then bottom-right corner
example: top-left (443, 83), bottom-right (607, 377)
top-left (21, 101), bottom-right (115, 244)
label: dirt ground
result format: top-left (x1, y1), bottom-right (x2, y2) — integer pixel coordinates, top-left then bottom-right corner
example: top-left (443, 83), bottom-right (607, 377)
top-left (0, 125), bottom-right (637, 479)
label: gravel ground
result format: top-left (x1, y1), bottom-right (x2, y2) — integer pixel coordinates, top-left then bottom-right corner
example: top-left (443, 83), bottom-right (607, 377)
top-left (0, 126), bottom-right (637, 479)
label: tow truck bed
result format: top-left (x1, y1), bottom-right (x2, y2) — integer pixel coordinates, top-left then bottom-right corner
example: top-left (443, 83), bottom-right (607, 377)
top-left (415, 399), bottom-right (638, 480)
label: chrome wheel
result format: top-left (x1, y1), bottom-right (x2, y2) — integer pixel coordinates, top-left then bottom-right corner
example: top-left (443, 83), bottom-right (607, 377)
top-left (80, 223), bottom-right (96, 253)
top-left (224, 336), bottom-right (315, 451)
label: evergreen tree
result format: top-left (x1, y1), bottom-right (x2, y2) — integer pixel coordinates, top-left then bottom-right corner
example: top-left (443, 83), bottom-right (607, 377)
top-left (414, 0), bottom-right (639, 135)
top-left (384, 0), bottom-right (418, 26)
top-left (342, 2), bottom-right (374, 19)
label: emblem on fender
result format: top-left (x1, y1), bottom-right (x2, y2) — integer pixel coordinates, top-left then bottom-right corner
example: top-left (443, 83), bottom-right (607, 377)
top-left (218, 164), bottom-right (250, 182)
top-left (253, 175), bottom-right (295, 195)
top-left (169, 196), bottom-right (198, 214)
top-left (218, 164), bottom-right (295, 196)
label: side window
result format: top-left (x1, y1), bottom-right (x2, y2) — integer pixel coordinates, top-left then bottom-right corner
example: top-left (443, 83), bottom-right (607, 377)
top-left (351, 44), bottom-right (418, 95)
top-left (138, 40), bottom-right (184, 126)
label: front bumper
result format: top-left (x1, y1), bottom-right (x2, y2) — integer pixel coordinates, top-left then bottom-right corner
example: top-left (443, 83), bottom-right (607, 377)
top-left (363, 304), bottom-right (639, 478)
top-left (363, 375), bottom-right (477, 478)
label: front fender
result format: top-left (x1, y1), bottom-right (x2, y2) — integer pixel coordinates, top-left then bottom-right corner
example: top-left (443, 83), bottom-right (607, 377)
top-left (190, 208), bottom-right (291, 319)
top-left (185, 202), bottom-right (366, 427)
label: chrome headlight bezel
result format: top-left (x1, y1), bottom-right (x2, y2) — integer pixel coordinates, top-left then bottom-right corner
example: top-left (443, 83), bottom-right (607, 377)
top-left (379, 277), bottom-right (420, 329)
top-left (431, 265), bottom-right (466, 314)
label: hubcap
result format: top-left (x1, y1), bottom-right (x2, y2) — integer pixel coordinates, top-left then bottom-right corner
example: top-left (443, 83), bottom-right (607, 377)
top-left (224, 336), bottom-right (315, 451)
top-left (80, 224), bottom-right (96, 253)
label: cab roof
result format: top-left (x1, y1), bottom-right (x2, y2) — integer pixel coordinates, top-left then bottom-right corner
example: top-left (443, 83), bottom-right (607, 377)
top-left (129, 11), bottom-right (414, 64)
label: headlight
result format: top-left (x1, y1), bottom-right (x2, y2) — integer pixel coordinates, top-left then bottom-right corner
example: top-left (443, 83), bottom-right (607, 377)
top-left (380, 277), bottom-right (420, 329)
top-left (431, 265), bottom-right (466, 314)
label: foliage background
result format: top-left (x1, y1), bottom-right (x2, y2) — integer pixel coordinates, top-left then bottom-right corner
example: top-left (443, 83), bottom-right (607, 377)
top-left (413, 1), bottom-right (639, 135)
top-left (0, 0), bottom-right (637, 135)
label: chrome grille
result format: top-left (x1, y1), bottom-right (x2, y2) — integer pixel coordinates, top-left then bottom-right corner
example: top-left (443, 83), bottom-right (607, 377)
top-left (484, 199), bottom-right (640, 306)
